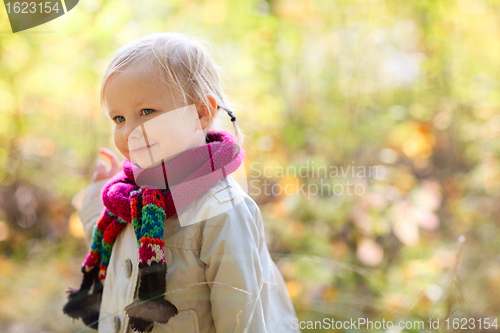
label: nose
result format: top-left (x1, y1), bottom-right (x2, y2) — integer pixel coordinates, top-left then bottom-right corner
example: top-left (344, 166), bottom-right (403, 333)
top-left (123, 121), bottom-right (143, 141)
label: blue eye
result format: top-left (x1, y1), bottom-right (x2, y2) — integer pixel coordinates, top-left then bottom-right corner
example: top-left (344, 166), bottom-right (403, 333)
top-left (114, 115), bottom-right (125, 123)
top-left (142, 109), bottom-right (155, 116)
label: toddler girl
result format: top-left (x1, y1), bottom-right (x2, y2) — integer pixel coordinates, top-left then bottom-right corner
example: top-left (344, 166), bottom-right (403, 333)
top-left (63, 32), bottom-right (299, 333)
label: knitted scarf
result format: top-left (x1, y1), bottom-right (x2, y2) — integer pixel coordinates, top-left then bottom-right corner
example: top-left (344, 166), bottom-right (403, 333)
top-left (63, 130), bottom-right (244, 332)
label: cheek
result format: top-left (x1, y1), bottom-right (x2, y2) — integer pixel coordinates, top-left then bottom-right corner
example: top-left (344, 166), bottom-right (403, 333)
top-left (113, 129), bottom-right (120, 147)
top-left (142, 106), bottom-right (202, 162)
top-left (148, 121), bottom-right (188, 148)
top-left (144, 119), bottom-right (191, 161)
top-left (144, 110), bottom-right (197, 143)
top-left (142, 121), bottom-right (165, 141)
top-left (113, 128), bottom-right (128, 157)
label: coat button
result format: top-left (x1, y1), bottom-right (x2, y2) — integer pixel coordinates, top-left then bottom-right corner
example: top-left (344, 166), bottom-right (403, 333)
top-left (124, 259), bottom-right (133, 277)
top-left (114, 315), bottom-right (121, 332)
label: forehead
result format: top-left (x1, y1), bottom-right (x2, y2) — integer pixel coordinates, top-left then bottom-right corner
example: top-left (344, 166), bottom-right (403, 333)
top-left (103, 67), bottom-right (180, 111)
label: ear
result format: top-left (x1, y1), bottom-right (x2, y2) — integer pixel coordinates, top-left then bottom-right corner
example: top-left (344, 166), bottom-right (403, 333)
top-left (196, 94), bottom-right (217, 130)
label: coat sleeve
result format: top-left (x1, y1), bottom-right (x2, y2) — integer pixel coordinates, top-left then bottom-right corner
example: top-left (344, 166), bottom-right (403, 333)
top-left (71, 179), bottom-right (110, 247)
top-left (199, 198), bottom-right (269, 333)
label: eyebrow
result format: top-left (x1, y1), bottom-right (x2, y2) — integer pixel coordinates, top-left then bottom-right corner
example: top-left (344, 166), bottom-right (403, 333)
top-left (107, 110), bottom-right (120, 119)
top-left (106, 100), bottom-right (168, 118)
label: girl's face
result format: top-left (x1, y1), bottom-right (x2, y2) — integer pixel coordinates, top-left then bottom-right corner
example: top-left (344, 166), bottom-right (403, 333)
top-left (104, 68), bottom-right (215, 169)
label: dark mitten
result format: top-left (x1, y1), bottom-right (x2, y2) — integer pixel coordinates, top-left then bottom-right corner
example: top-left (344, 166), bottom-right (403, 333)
top-left (125, 262), bottom-right (178, 333)
top-left (63, 266), bottom-right (103, 330)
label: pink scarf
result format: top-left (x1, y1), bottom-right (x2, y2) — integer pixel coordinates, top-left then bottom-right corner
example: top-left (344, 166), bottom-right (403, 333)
top-left (103, 129), bottom-right (244, 222)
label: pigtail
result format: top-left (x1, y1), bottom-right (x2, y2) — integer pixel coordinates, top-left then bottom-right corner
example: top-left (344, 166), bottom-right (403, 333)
top-left (218, 106), bottom-right (244, 147)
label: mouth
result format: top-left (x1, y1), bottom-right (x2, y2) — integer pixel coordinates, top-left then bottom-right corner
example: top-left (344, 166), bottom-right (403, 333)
top-left (130, 142), bottom-right (158, 153)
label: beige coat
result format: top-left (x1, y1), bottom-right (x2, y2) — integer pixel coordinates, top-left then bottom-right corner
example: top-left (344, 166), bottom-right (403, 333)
top-left (73, 175), bottom-right (300, 333)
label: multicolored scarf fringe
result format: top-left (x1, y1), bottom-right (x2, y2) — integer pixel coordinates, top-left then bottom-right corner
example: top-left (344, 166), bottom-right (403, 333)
top-left (84, 188), bottom-right (168, 279)
top-left (64, 188), bottom-right (178, 332)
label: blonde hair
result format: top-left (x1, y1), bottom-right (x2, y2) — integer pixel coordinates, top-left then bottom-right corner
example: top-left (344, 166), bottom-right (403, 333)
top-left (100, 32), bottom-right (243, 145)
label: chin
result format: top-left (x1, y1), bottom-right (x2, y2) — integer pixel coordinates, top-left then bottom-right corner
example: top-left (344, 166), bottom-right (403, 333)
top-left (131, 155), bottom-right (165, 169)
top-left (143, 159), bottom-right (163, 168)
top-left (137, 160), bottom-right (155, 169)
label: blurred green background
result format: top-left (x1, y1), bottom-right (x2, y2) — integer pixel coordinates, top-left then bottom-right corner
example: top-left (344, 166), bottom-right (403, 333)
top-left (1, 0), bottom-right (500, 332)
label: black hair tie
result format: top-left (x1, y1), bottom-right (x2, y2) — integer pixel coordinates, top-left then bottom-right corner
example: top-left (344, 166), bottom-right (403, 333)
top-left (218, 105), bottom-right (236, 122)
